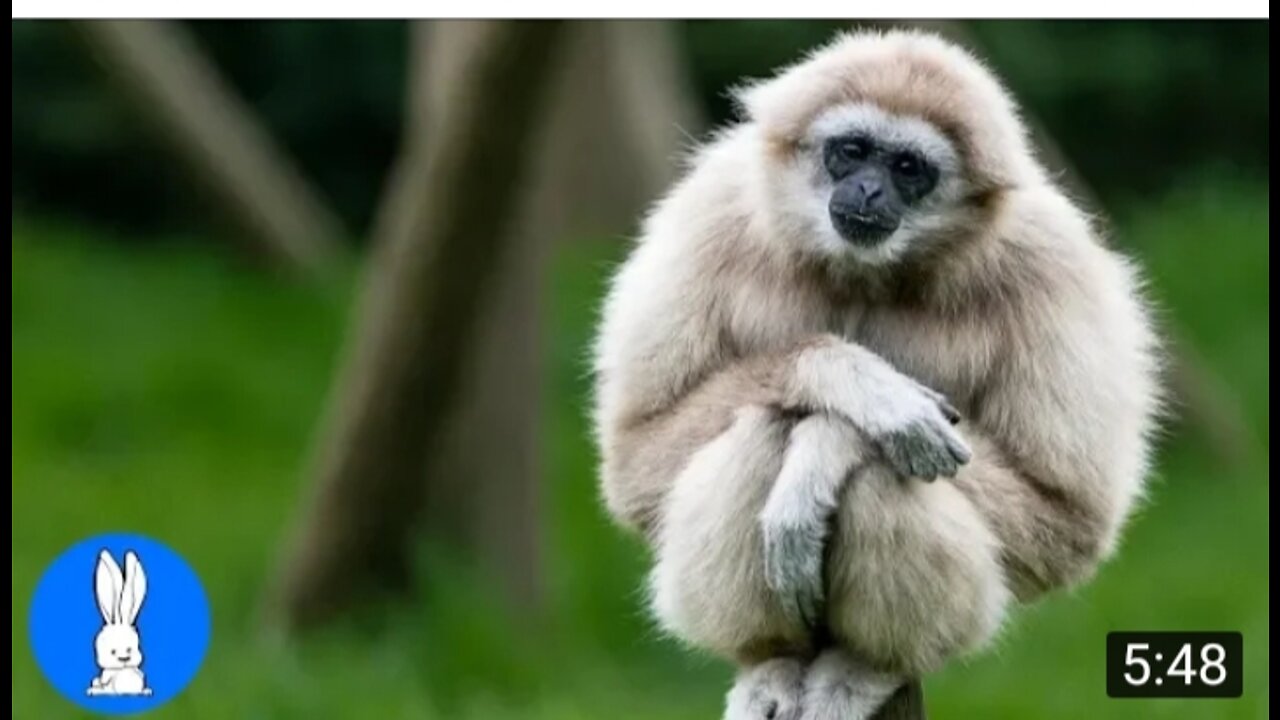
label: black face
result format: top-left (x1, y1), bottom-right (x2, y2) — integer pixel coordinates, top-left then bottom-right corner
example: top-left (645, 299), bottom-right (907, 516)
top-left (823, 134), bottom-right (940, 246)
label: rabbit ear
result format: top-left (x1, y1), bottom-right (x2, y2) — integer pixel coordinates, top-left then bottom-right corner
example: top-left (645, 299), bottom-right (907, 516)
top-left (119, 551), bottom-right (147, 626)
top-left (95, 550), bottom-right (123, 624)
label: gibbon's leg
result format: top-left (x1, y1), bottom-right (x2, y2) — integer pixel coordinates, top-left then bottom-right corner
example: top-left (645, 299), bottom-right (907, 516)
top-left (824, 457), bottom-right (1011, 677)
top-left (649, 405), bottom-right (814, 663)
top-left (733, 417), bottom-right (900, 720)
top-left (656, 410), bottom-right (872, 720)
top-left (761, 413), bottom-right (869, 629)
top-left (652, 407), bottom-right (873, 658)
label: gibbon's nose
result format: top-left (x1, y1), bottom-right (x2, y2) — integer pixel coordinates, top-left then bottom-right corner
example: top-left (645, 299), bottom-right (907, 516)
top-left (831, 170), bottom-right (889, 217)
top-left (854, 176), bottom-right (884, 206)
top-left (829, 169), bottom-right (900, 244)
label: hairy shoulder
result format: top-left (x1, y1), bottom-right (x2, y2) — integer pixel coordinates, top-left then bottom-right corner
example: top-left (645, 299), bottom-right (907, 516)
top-left (967, 184), bottom-right (1165, 444)
top-left (639, 126), bottom-right (764, 257)
top-left (942, 185), bottom-right (1148, 331)
top-left (591, 128), bottom-right (769, 423)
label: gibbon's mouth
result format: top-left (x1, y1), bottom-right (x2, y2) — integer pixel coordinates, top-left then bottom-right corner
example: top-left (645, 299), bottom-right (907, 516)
top-left (830, 211), bottom-right (900, 246)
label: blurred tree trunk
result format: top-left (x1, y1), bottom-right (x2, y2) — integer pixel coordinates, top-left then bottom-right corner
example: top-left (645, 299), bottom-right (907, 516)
top-left (533, 21), bottom-right (704, 239)
top-left (70, 20), bottom-right (346, 277)
top-left (403, 20), bottom-right (703, 610)
top-left (268, 20), bottom-right (565, 630)
top-left (268, 19), bottom-right (701, 631)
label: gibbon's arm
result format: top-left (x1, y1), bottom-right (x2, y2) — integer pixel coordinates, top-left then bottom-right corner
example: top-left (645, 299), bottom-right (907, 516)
top-left (594, 331), bottom-right (968, 544)
top-left (825, 252), bottom-right (1161, 674)
top-left (599, 334), bottom-right (976, 667)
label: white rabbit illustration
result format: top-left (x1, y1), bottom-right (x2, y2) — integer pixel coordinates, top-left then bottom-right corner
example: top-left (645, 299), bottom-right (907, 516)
top-left (86, 550), bottom-right (152, 696)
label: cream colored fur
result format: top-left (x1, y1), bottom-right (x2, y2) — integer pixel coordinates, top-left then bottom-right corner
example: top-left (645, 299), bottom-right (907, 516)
top-left (591, 28), bottom-right (1163, 720)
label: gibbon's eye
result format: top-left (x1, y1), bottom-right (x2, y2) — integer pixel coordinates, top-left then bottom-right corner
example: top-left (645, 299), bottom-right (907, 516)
top-left (823, 136), bottom-right (873, 179)
top-left (893, 152), bottom-right (924, 178)
top-left (838, 137), bottom-right (871, 162)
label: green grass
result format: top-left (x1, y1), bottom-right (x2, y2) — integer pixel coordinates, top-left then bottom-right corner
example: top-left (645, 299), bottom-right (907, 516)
top-left (11, 176), bottom-right (1269, 719)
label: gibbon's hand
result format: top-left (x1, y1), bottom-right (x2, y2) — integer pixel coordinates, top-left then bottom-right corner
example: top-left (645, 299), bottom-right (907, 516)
top-left (762, 512), bottom-right (826, 630)
top-left (760, 415), bottom-right (860, 629)
top-left (878, 379), bottom-right (970, 481)
top-left (793, 340), bottom-right (972, 482)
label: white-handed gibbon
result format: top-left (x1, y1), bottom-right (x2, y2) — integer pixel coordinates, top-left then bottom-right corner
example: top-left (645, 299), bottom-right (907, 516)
top-left (591, 29), bottom-right (1163, 720)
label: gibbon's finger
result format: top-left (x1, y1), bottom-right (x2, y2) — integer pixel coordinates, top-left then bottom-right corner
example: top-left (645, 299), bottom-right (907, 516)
top-left (919, 428), bottom-right (958, 480)
top-left (940, 400), bottom-right (963, 425)
top-left (779, 566), bottom-right (822, 629)
top-left (935, 448), bottom-right (960, 479)
top-left (934, 422), bottom-right (967, 475)
top-left (901, 433), bottom-right (926, 478)
top-left (912, 428), bottom-right (945, 481)
top-left (889, 427), bottom-right (938, 482)
top-left (879, 432), bottom-right (918, 480)
top-left (786, 582), bottom-right (822, 632)
top-left (917, 424), bottom-right (961, 480)
top-left (762, 520), bottom-right (826, 629)
top-left (909, 378), bottom-right (962, 425)
top-left (942, 427), bottom-right (974, 466)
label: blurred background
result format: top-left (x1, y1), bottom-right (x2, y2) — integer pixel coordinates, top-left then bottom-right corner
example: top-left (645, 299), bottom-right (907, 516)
top-left (11, 19), bottom-right (1269, 719)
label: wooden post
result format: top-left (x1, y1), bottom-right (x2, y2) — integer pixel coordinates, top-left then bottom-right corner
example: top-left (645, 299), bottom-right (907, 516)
top-left (872, 681), bottom-right (927, 720)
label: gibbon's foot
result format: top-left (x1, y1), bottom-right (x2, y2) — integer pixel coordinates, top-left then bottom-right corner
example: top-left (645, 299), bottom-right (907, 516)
top-left (800, 649), bottom-right (903, 720)
top-left (725, 657), bottom-right (805, 720)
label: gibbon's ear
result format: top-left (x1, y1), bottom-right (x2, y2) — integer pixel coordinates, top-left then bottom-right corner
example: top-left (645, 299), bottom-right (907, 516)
top-left (119, 551), bottom-right (148, 626)
top-left (95, 550), bottom-right (123, 624)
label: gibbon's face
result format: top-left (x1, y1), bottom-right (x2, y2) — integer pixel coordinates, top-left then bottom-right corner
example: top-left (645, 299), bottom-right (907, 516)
top-left (788, 102), bottom-right (966, 267)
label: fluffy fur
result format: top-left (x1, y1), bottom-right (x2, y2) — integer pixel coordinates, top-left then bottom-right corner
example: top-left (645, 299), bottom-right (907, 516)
top-left (591, 28), bottom-right (1163, 720)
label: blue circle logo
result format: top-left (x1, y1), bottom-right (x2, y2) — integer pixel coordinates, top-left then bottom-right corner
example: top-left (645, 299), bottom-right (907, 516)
top-left (28, 533), bottom-right (212, 714)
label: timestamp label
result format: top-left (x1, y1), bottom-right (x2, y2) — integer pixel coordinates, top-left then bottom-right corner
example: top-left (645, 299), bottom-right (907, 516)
top-left (1106, 632), bottom-right (1242, 698)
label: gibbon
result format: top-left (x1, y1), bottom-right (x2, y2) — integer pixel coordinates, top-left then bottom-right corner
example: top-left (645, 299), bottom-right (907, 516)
top-left (591, 29), bottom-right (1163, 720)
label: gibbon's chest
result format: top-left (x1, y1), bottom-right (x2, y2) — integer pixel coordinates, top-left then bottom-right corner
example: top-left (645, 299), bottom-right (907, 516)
top-left (725, 275), bottom-right (995, 404)
top-left (846, 306), bottom-right (994, 406)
